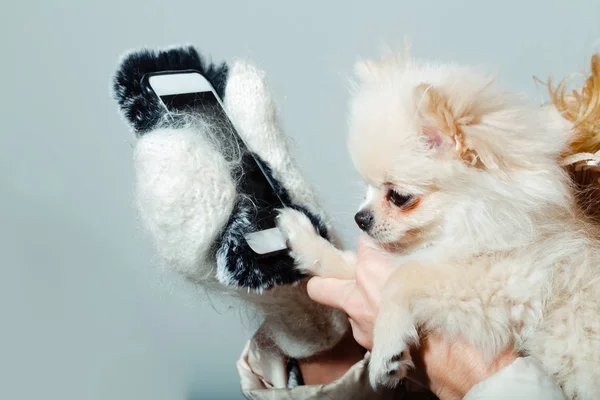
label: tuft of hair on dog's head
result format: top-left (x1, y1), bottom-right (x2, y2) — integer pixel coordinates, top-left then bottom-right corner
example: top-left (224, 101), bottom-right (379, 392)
top-left (348, 51), bottom-right (574, 256)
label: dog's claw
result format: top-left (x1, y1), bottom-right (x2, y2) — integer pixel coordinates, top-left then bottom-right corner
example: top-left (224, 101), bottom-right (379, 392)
top-left (369, 345), bottom-right (413, 389)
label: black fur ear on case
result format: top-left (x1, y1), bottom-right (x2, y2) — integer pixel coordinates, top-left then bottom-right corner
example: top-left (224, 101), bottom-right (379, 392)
top-left (215, 201), bottom-right (330, 292)
top-left (216, 154), bottom-right (331, 292)
top-left (112, 45), bottom-right (228, 134)
top-left (216, 196), bottom-right (303, 291)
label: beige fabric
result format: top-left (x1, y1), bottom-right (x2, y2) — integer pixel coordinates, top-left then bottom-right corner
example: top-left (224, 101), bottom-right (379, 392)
top-left (236, 332), bottom-right (565, 399)
top-left (238, 340), bottom-right (398, 399)
top-left (237, 332), bottom-right (435, 400)
top-left (238, 338), bottom-right (289, 391)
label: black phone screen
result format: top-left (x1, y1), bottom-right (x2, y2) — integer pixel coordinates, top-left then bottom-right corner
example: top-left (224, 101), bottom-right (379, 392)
top-left (158, 89), bottom-right (285, 231)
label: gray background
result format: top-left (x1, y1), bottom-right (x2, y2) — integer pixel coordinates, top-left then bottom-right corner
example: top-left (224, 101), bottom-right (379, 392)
top-left (1, 1), bottom-right (599, 399)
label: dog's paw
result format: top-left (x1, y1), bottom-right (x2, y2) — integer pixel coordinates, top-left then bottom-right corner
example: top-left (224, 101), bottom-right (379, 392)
top-left (276, 208), bottom-right (322, 274)
top-left (369, 341), bottom-right (414, 389)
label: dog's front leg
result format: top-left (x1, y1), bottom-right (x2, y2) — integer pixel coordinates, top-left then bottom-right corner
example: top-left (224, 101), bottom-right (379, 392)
top-left (369, 262), bottom-right (466, 388)
top-left (368, 262), bottom-right (429, 388)
top-left (369, 261), bottom-right (514, 389)
top-left (277, 208), bottom-right (357, 279)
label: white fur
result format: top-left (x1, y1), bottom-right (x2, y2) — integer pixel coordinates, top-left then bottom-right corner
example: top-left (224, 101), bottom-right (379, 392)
top-left (280, 53), bottom-right (600, 398)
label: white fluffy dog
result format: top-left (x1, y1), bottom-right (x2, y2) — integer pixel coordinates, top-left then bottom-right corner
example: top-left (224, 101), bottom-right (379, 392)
top-left (277, 52), bottom-right (600, 399)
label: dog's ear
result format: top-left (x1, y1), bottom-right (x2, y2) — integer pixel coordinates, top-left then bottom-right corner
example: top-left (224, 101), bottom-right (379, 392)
top-left (421, 124), bottom-right (456, 152)
top-left (414, 83), bottom-right (490, 168)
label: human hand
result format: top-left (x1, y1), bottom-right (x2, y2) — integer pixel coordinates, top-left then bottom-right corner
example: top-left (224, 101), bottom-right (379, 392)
top-left (305, 235), bottom-right (519, 399)
top-left (410, 334), bottom-right (518, 400)
top-left (306, 234), bottom-right (397, 349)
top-left (298, 235), bottom-right (393, 385)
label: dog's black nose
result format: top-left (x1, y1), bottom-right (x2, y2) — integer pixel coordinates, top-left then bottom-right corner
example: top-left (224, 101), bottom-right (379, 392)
top-left (355, 210), bottom-right (374, 231)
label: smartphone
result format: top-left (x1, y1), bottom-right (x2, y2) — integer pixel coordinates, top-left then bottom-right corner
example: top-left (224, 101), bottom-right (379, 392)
top-left (144, 70), bottom-right (288, 256)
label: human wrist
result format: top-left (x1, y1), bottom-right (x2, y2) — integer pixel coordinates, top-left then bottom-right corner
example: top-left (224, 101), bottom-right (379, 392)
top-left (417, 336), bottom-right (519, 400)
top-left (451, 348), bottom-right (519, 399)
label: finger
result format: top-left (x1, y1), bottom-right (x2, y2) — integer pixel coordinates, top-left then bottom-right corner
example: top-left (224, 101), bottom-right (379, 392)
top-left (349, 318), bottom-right (373, 350)
top-left (356, 235), bottom-right (397, 286)
top-left (306, 276), bottom-right (355, 311)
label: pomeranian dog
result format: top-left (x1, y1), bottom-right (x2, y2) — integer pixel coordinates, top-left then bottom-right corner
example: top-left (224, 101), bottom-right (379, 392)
top-left (277, 52), bottom-right (600, 399)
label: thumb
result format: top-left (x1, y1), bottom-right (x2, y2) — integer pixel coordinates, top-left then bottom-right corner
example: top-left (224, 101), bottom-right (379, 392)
top-left (306, 276), bottom-right (355, 312)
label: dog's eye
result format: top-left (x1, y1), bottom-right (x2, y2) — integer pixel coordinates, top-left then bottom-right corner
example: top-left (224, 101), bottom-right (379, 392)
top-left (387, 189), bottom-right (412, 207)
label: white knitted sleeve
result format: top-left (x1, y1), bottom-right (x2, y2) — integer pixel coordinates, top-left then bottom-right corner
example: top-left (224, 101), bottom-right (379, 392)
top-left (133, 126), bottom-right (237, 283)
